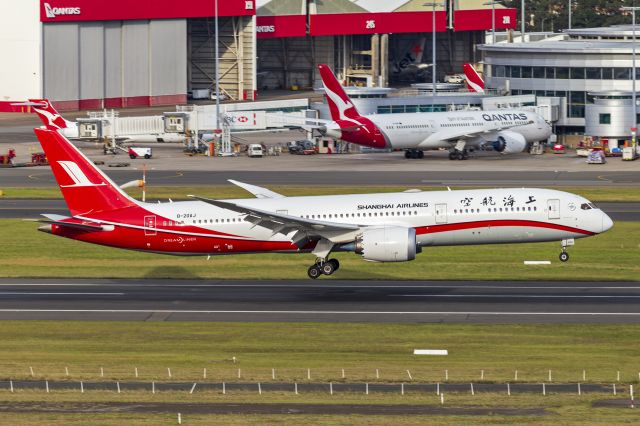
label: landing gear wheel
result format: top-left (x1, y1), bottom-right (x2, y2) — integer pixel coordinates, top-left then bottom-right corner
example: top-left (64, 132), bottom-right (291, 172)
top-left (559, 252), bottom-right (569, 262)
top-left (321, 261), bottom-right (336, 275)
top-left (417, 151), bottom-right (424, 159)
top-left (448, 151), bottom-right (456, 160)
top-left (328, 259), bottom-right (340, 271)
top-left (456, 151), bottom-right (465, 160)
top-left (308, 265), bottom-right (322, 279)
top-left (404, 150), bottom-right (411, 159)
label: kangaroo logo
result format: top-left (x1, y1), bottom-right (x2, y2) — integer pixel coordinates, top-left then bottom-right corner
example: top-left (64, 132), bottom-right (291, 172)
top-left (58, 161), bottom-right (106, 187)
top-left (322, 84), bottom-right (371, 134)
top-left (33, 102), bottom-right (65, 129)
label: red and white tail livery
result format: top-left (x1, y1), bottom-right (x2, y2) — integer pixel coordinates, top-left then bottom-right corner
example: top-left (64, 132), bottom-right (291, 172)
top-left (463, 64), bottom-right (485, 93)
top-left (32, 126), bottom-right (611, 279)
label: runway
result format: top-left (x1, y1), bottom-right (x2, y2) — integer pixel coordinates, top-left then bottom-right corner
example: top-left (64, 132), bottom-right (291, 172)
top-left (2, 199), bottom-right (639, 221)
top-left (0, 279), bottom-right (639, 323)
top-left (2, 169), bottom-right (640, 187)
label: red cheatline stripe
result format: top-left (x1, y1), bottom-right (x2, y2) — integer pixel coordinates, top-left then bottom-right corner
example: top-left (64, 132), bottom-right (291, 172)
top-left (415, 220), bottom-right (595, 236)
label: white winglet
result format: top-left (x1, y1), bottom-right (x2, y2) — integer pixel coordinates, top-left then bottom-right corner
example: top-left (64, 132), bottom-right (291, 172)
top-left (227, 179), bottom-right (285, 199)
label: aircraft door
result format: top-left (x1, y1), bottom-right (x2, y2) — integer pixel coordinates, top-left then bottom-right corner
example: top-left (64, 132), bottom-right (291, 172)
top-left (144, 215), bottom-right (157, 236)
top-left (435, 203), bottom-right (447, 224)
top-left (547, 199), bottom-right (560, 219)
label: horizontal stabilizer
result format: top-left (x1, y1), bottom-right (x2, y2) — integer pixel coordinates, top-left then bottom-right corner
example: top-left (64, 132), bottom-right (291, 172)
top-left (38, 214), bottom-right (110, 231)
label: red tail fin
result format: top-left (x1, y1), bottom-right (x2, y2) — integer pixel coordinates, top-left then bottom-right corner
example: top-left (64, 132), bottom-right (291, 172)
top-left (34, 128), bottom-right (138, 216)
top-left (463, 64), bottom-right (484, 93)
top-left (317, 64), bottom-right (362, 121)
top-left (28, 99), bottom-right (70, 130)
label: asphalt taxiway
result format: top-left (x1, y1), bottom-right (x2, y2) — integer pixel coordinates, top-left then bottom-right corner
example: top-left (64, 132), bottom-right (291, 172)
top-left (0, 279), bottom-right (639, 323)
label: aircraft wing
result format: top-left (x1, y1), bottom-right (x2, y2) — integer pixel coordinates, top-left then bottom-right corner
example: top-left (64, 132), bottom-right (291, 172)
top-left (424, 120), bottom-right (534, 144)
top-left (188, 195), bottom-right (359, 243)
top-left (227, 179), bottom-right (285, 199)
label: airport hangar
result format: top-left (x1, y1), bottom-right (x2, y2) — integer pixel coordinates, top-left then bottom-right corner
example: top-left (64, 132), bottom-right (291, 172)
top-left (0, 0), bottom-right (516, 112)
top-left (480, 26), bottom-right (640, 148)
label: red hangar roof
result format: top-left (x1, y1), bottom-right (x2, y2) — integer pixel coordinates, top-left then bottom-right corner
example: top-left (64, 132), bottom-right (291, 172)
top-left (40, 0), bottom-right (256, 22)
top-left (256, 0), bottom-right (516, 38)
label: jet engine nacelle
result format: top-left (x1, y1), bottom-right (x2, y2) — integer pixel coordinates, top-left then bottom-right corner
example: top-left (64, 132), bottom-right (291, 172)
top-left (491, 130), bottom-right (527, 154)
top-left (355, 226), bottom-right (417, 262)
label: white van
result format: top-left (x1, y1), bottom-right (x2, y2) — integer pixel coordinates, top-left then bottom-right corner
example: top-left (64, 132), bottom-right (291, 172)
top-left (247, 144), bottom-right (264, 158)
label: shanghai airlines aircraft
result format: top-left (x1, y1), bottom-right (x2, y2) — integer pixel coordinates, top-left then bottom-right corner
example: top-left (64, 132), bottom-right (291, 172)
top-left (317, 64), bottom-right (552, 160)
top-left (33, 125), bottom-right (612, 279)
top-left (19, 99), bottom-right (185, 143)
top-left (464, 63), bottom-right (485, 93)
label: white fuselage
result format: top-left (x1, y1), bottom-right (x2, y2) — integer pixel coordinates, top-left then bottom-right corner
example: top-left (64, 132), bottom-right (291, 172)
top-left (333, 110), bottom-right (552, 150)
top-left (131, 188), bottom-right (610, 253)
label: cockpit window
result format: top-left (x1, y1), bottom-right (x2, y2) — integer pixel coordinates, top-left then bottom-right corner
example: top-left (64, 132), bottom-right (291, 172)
top-left (581, 202), bottom-right (599, 210)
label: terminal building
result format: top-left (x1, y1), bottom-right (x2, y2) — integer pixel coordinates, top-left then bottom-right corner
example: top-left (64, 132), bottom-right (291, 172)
top-left (479, 26), bottom-right (640, 147)
top-left (1, 0), bottom-right (515, 111)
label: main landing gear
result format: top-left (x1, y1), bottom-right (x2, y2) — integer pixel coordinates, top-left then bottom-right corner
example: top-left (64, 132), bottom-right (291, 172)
top-left (307, 258), bottom-right (340, 279)
top-left (559, 238), bottom-right (574, 262)
top-left (404, 149), bottom-right (424, 159)
top-left (448, 148), bottom-right (469, 160)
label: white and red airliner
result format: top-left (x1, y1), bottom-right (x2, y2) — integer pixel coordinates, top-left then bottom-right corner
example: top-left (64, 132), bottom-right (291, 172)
top-left (32, 123), bottom-right (612, 279)
top-left (317, 64), bottom-right (551, 160)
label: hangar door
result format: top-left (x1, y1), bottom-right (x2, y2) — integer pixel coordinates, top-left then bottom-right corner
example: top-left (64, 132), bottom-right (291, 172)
top-left (188, 17), bottom-right (255, 101)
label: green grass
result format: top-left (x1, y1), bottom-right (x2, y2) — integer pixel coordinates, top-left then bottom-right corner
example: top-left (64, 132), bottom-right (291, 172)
top-left (1, 185), bottom-right (640, 202)
top-left (0, 322), bottom-right (638, 384)
top-left (1, 219), bottom-right (638, 281)
top-left (0, 322), bottom-right (639, 424)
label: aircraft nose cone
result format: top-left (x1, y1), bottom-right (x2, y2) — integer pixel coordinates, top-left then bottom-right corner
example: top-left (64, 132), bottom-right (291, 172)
top-left (601, 213), bottom-right (614, 233)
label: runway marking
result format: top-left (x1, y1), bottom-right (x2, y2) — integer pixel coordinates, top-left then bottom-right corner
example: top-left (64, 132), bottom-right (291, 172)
top-left (391, 294), bottom-right (640, 299)
top-left (0, 309), bottom-right (638, 316)
top-left (1, 283), bottom-right (639, 290)
top-left (0, 292), bottom-right (123, 296)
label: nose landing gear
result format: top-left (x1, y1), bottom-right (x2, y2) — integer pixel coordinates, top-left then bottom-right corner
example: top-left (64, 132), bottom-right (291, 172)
top-left (559, 239), bottom-right (574, 262)
top-left (307, 258), bottom-right (340, 279)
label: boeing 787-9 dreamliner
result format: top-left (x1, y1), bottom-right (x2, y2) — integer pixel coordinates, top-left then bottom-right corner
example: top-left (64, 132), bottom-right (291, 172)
top-left (32, 125), bottom-right (611, 279)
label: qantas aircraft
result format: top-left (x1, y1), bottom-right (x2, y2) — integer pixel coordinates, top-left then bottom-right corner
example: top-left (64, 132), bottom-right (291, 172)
top-left (464, 63), bottom-right (485, 93)
top-left (317, 64), bottom-right (552, 160)
top-left (32, 124), bottom-right (611, 279)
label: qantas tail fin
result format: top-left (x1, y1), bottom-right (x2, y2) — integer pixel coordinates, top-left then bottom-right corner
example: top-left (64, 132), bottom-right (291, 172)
top-left (317, 64), bottom-right (363, 121)
top-left (27, 99), bottom-right (74, 130)
top-left (463, 64), bottom-right (485, 93)
top-left (34, 128), bottom-right (138, 216)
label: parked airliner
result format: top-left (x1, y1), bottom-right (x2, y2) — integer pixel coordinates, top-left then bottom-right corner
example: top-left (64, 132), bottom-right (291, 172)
top-left (317, 64), bottom-right (552, 160)
top-left (32, 124), bottom-right (611, 279)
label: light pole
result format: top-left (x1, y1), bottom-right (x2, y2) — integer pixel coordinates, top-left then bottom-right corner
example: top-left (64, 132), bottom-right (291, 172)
top-left (521, 0), bottom-right (525, 38)
top-left (483, 1), bottom-right (503, 44)
top-left (622, 6), bottom-right (639, 150)
top-left (214, 0), bottom-right (221, 150)
top-left (568, 0), bottom-right (572, 30)
top-left (423, 2), bottom-right (444, 108)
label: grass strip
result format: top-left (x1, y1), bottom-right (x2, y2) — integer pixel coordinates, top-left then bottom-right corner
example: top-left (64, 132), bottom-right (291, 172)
top-left (0, 322), bottom-right (638, 384)
top-left (2, 219), bottom-right (638, 280)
